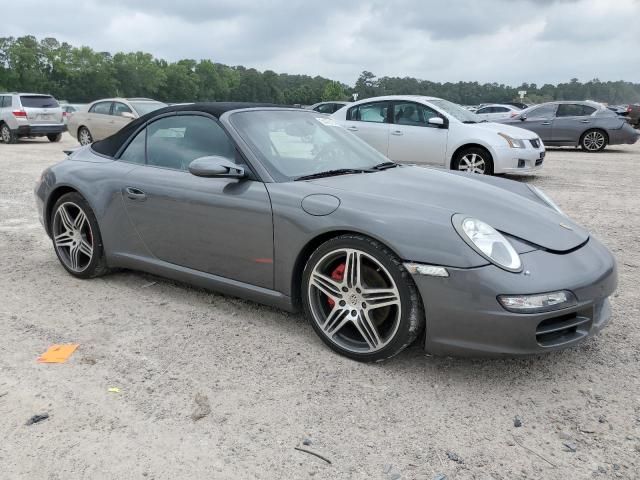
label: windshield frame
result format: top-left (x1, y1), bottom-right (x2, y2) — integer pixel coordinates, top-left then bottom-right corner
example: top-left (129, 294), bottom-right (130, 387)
top-left (225, 108), bottom-right (394, 183)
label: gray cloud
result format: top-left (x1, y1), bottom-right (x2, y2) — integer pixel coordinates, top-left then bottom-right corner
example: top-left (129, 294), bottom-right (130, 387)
top-left (3, 0), bottom-right (639, 85)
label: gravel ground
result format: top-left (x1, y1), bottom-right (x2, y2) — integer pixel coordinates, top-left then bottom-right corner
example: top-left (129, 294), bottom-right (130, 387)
top-left (0, 133), bottom-right (639, 480)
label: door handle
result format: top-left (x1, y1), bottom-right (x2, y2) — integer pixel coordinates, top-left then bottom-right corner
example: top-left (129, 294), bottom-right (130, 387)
top-left (125, 187), bottom-right (146, 201)
top-left (391, 130), bottom-right (403, 136)
top-left (346, 126), bottom-right (358, 131)
top-left (542, 122), bottom-right (551, 125)
top-left (580, 120), bottom-right (591, 123)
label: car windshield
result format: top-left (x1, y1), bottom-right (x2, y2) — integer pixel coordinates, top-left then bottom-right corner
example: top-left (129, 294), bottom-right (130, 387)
top-left (429, 98), bottom-right (481, 123)
top-left (230, 110), bottom-right (393, 182)
top-left (130, 101), bottom-right (167, 116)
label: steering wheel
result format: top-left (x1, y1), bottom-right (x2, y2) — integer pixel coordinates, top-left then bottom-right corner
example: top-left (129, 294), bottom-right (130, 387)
top-left (313, 143), bottom-right (347, 172)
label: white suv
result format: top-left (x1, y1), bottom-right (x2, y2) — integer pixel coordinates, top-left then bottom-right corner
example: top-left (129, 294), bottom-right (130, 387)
top-left (0, 93), bottom-right (65, 144)
top-left (331, 95), bottom-right (545, 175)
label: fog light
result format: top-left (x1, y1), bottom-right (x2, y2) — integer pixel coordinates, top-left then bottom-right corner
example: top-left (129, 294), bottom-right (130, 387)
top-left (497, 290), bottom-right (577, 313)
top-left (404, 263), bottom-right (449, 277)
top-left (517, 159), bottom-right (526, 168)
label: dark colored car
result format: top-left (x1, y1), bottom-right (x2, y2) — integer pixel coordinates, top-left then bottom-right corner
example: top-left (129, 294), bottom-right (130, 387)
top-left (627, 104), bottom-right (640, 127)
top-left (499, 101), bottom-right (639, 151)
top-left (34, 103), bottom-right (617, 361)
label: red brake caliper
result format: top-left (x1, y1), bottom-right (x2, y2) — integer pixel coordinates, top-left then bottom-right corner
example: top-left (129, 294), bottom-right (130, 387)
top-left (327, 263), bottom-right (345, 308)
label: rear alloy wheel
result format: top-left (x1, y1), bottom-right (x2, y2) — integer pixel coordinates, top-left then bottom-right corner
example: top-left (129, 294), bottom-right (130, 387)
top-left (453, 147), bottom-right (493, 175)
top-left (51, 193), bottom-right (108, 278)
top-left (581, 129), bottom-right (607, 152)
top-left (1, 124), bottom-right (17, 144)
top-left (78, 127), bottom-right (93, 146)
top-left (47, 133), bottom-right (62, 142)
top-left (302, 235), bottom-right (424, 362)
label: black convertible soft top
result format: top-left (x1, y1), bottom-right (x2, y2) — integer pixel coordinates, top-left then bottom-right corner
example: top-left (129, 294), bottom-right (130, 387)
top-left (91, 102), bottom-right (281, 158)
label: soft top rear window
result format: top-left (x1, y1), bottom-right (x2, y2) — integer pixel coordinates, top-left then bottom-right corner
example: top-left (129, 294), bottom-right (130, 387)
top-left (20, 95), bottom-right (59, 108)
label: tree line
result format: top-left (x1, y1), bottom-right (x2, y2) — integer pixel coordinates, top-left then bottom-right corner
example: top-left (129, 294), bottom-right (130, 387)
top-left (1, 36), bottom-right (639, 106)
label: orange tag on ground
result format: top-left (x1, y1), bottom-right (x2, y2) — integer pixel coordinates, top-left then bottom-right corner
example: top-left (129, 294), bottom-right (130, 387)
top-left (37, 344), bottom-right (79, 363)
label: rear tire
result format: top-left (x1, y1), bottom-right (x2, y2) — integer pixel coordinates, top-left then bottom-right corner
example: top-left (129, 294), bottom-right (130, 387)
top-left (78, 126), bottom-right (93, 146)
top-left (580, 129), bottom-right (607, 152)
top-left (302, 234), bottom-right (424, 362)
top-left (1, 124), bottom-right (17, 144)
top-left (47, 133), bottom-right (62, 142)
top-left (452, 147), bottom-right (494, 175)
top-left (50, 192), bottom-right (109, 279)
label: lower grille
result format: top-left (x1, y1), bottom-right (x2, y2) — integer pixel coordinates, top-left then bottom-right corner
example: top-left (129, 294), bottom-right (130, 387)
top-left (536, 310), bottom-right (592, 347)
top-left (535, 158), bottom-right (544, 166)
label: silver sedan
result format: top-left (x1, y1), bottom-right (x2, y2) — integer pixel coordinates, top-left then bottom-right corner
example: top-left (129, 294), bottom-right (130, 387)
top-left (499, 100), bottom-right (639, 152)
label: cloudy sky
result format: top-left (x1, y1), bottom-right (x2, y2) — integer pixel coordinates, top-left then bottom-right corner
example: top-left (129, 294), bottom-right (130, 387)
top-left (5, 0), bottom-right (640, 85)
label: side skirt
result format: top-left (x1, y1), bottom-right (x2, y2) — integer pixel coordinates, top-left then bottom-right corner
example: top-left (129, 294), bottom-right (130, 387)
top-left (109, 253), bottom-right (297, 313)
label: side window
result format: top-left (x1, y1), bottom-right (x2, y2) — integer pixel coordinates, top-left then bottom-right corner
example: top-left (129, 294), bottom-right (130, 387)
top-left (146, 115), bottom-right (235, 171)
top-left (476, 107), bottom-right (489, 114)
top-left (113, 102), bottom-right (133, 117)
top-left (314, 103), bottom-right (334, 114)
top-left (556, 104), bottom-right (587, 117)
top-left (332, 104), bottom-right (345, 113)
top-left (581, 106), bottom-right (596, 116)
top-left (349, 102), bottom-right (389, 123)
top-left (494, 107), bottom-right (509, 113)
top-left (119, 128), bottom-right (146, 164)
top-left (90, 102), bottom-right (112, 115)
top-left (527, 104), bottom-right (556, 119)
top-left (393, 102), bottom-right (440, 127)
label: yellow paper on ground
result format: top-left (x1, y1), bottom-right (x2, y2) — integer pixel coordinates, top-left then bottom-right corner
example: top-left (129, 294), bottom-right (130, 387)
top-left (37, 344), bottom-right (79, 363)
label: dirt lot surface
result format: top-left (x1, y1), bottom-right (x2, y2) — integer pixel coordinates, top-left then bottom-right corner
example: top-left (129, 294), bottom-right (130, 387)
top-left (1, 133), bottom-right (639, 480)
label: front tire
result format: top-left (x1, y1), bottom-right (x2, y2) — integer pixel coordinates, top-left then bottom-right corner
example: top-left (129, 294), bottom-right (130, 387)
top-left (302, 234), bottom-right (424, 362)
top-left (47, 133), bottom-right (62, 142)
top-left (452, 147), bottom-right (494, 175)
top-left (580, 129), bottom-right (607, 152)
top-left (78, 126), bottom-right (93, 146)
top-left (50, 192), bottom-right (109, 279)
top-left (1, 124), bottom-right (17, 144)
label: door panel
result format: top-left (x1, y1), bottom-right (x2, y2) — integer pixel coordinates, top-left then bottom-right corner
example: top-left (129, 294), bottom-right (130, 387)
top-left (343, 101), bottom-right (391, 155)
top-left (551, 104), bottom-right (596, 143)
top-left (387, 101), bottom-right (448, 166)
top-left (87, 102), bottom-right (113, 139)
top-left (123, 167), bottom-right (274, 288)
top-left (517, 104), bottom-right (557, 142)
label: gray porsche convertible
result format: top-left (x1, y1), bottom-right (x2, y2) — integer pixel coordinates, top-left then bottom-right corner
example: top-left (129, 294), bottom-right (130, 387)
top-left (35, 103), bottom-right (617, 361)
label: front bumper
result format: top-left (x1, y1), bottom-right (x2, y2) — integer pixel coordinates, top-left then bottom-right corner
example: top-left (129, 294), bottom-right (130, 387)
top-left (492, 143), bottom-right (546, 174)
top-left (412, 236), bottom-right (617, 356)
top-left (17, 124), bottom-right (65, 136)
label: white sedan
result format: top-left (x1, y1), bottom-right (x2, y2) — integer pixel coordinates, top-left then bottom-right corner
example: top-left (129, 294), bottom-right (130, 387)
top-left (331, 95), bottom-right (545, 175)
top-left (475, 104), bottom-right (522, 121)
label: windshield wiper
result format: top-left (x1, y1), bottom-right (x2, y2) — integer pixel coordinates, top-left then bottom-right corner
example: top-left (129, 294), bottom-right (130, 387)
top-left (371, 161), bottom-right (399, 170)
top-left (294, 168), bottom-right (374, 181)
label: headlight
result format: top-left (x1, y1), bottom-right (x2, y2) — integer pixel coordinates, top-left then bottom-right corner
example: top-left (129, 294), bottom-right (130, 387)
top-left (528, 185), bottom-right (564, 215)
top-left (453, 215), bottom-right (522, 272)
top-left (498, 132), bottom-right (526, 149)
top-left (498, 290), bottom-right (577, 313)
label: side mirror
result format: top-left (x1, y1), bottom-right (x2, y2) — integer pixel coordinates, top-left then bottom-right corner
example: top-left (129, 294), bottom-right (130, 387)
top-left (189, 156), bottom-right (245, 178)
top-left (428, 117), bottom-right (445, 127)
top-left (520, 114), bottom-right (527, 121)
top-left (121, 111), bottom-right (136, 120)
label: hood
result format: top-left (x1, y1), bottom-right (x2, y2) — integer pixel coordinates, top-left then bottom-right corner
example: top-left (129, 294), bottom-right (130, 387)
top-left (469, 121), bottom-right (539, 140)
top-left (308, 166), bottom-right (589, 253)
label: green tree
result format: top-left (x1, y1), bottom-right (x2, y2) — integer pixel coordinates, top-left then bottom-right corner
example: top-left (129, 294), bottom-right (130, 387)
top-left (321, 81), bottom-right (346, 101)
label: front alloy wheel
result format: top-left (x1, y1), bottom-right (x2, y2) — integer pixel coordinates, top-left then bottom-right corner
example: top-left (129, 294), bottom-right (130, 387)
top-left (303, 235), bottom-right (424, 361)
top-left (453, 147), bottom-right (493, 175)
top-left (78, 127), bottom-right (93, 146)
